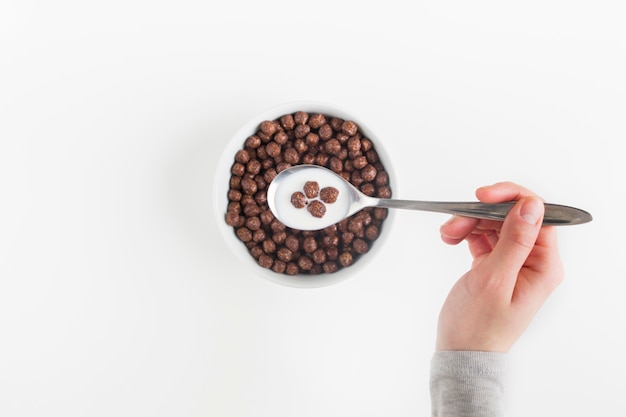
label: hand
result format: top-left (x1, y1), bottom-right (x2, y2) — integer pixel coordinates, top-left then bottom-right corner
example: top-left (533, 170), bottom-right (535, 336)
top-left (436, 182), bottom-right (564, 352)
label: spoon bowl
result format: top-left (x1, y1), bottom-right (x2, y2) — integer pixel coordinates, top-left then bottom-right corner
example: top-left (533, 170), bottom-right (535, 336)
top-left (268, 164), bottom-right (593, 230)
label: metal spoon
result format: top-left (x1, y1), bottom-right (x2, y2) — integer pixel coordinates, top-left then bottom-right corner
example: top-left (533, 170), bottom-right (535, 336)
top-left (267, 164), bottom-right (592, 230)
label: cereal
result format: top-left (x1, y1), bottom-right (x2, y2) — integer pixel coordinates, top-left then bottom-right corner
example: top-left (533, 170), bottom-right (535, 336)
top-left (285, 235), bottom-right (299, 252)
top-left (378, 185), bottom-right (392, 199)
top-left (326, 246), bottom-right (339, 260)
top-left (320, 187), bottom-right (339, 203)
top-left (225, 211), bottom-right (242, 227)
top-left (272, 260), bottom-right (286, 273)
top-left (341, 231), bottom-right (354, 245)
top-left (231, 162), bottom-right (245, 176)
top-left (323, 261), bottom-right (338, 273)
top-left (225, 111), bottom-right (391, 275)
top-left (285, 262), bottom-right (299, 275)
top-left (241, 201), bottom-right (255, 214)
top-left (227, 201), bottom-right (241, 213)
top-left (305, 132), bottom-right (319, 147)
top-left (236, 227), bottom-right (252, 243)
top-left (302, 153), bottom-right (315, 164)
top-left (360, 165), bottom-right (377, 182)
top-left (315, 153), bottom-right (329, 166)
top-left (360, 183), bottom-right (376, 196)
top-left (353, 155), bottom-right (368, 170)
top-left (330, 117), bottom-right (343, 131)
top-left (257, 193), bottom-right (269, 209)
top-left (375, 170), bottom-right (389, 186)
top-left (280, 114), bottom-right (295, 130)
top-left (250, 245), bottom-right (263, 258)
top-left (365, 225), bottom-right (379, 240)
top-left (309, 113), bottom-right (326, 129)
top-left (303, 181), bottom-right (320, 199)
top-left (341, 120), bottom-right (358, 136)
top-left (235, 149), bottom-right (251, 164)
top-left (277, 247), bottom-right (294, 262)
top-left (318, 124), bottom-right (333, 140)
top-left (240, 177), bottom-right (257, 195)
top-left (259, 210), bottom-right (274, 225)
top-left (347, 136), bottom-right (361, 153)
top-left (245, 216), bottom-right (261, 231)
top-left (297, 255), bottom-right (314, 271)
top-left (246, 160), bottom-right (261, 175)
top-left (245, 135), bottom-right (261, 149)
top-left (274, 131), bottom-right (289, 145)
top-left (260, 120), bottom-right (279, 136)
top-left (294, 124), bottom-right (311, 139)
top-left (258, 254), bottom-right (273, 269)
top-left (272, 231), bottom-right (287, 244)
top-left (307, 200), bottom-right (326, 218)
top-left (321, 234), bottom-right (339, 248)
top-left (284, 147), bottom-right (299, 164)
top-left (294, 111), bottom-right (309, 125)
top-left (324, 138), bottom-right (341, 155)
top-left (252, 229), bottom-right (266, 243)
top-left (265, 141), bottom-right (281, 158)
top-left (302, 236), bottom-right (318, 253)
top-left (312, 248), bottom-right (326, 264)
top-left (338, 251), bottom-right (353, 267)
top-left (262, 239), bottom-right (276, 255)
top-left (227, 189), bottom-right (242, 202)
top-left (329, 157), bottom-right (343, 173)
top-left (352, 238), bottom-right (369, 254)
top-left (290, 191), bottom-right (306, 208)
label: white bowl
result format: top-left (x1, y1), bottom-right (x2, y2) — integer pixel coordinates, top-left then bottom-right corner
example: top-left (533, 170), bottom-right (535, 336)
top-left (213, 100), bottom-right (396, 288)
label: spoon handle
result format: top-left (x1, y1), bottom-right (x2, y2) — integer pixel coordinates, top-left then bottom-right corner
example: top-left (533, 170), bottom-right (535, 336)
top-left (374, 199), bottom-right (592, 226)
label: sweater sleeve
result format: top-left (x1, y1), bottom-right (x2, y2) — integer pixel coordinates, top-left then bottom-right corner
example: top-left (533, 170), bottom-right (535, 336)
top-left (430, 351), bottom-right (506, 417)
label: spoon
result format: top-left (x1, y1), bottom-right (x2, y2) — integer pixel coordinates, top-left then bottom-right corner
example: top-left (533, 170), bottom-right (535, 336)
top-left (267, 164), bottom-right (592, 230)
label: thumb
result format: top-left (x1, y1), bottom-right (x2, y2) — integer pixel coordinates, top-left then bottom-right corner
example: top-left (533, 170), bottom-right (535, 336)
top-left (487, 197), bottom-right (544, 287)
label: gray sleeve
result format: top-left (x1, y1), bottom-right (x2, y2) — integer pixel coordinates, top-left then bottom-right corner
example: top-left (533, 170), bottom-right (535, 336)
top-left (430, 351), bottom-right (506, 417)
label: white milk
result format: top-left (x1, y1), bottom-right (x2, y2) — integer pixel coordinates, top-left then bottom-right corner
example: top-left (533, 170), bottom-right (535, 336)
top-left (272, 168), bottom-right (352, 230)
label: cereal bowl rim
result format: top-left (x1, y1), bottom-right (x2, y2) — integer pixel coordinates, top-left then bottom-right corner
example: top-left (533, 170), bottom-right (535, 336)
top-left (213, 100), bottom-right (396, 288)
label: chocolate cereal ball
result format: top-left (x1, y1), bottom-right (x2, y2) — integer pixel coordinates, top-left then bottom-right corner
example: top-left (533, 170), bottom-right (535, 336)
top-left (320, 187), bottom-right (339, 204)
top-left (307, 200), bottom-right (326, 218)
top-left (290, 191), bottom-right (306, 209)
top-left (303, 181), bottom-right (320, 199)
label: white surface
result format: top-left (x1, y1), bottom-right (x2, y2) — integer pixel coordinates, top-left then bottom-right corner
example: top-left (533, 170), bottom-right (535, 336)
top-left (1, 1), bottom-right (624, 416)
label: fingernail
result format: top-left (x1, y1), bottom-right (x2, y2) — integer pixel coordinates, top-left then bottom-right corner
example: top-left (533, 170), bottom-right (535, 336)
top-left (520, 198), bottom-right (543, 225)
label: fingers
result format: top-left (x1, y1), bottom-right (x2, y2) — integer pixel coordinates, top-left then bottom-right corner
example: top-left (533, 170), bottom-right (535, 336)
top-left (477, 182), bottom-right (559, 259)
top-left (440, 181), bottom-right (542, 245)
top-left (440, 216), bottom-right (503, 246)
top-left (476, 181), bottom-right (542, 203)
top-left (513, 225), bottom-right (564, 304)
top-left (476, 182), bottom-right (561, 278)
top-left (440, 215), bottom-right (478, 244)
top-left (440, 216), bottom-right (501, 263)
top-left (483, 197), bottom-right (544, 292)
top-left (465, 231), bottom-right (499, 261)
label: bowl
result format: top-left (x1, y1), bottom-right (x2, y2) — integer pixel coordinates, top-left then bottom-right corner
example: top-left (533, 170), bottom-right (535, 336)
top-left (213, 100), bottom-right (396, 288)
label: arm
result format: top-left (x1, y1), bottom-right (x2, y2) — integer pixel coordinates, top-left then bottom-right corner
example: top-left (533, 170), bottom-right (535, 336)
top-left (430, 182), bottom-right (564, 416)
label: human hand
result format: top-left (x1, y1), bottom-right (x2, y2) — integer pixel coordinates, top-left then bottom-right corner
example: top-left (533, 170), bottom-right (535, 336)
top-left (436, 182), bottom-right (564, 352)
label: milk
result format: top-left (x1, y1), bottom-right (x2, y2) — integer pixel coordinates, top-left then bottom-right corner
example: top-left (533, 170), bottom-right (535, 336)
top-left (272, 168), bottom-right (351, 230)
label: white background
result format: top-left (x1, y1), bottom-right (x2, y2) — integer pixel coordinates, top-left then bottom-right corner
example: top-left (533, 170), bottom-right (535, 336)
top-left (1, 1), bottom-right (625, 416)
